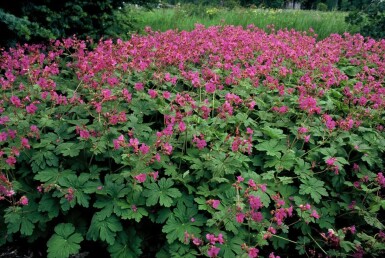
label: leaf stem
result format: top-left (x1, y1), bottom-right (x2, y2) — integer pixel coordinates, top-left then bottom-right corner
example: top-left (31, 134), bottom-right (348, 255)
top-left (272, 234), bottom-right (297, 244)
top-left (308, 233), bottom-right (327, 255)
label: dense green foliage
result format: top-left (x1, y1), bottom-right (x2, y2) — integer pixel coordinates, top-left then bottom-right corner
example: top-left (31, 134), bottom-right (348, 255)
top-left (346, 0), bottom-right (385, 40)
top-left (134, 7), bottom-right (355, 40)
top-left (0, 0), bottom-right (156, 48)
top-left (1, 25), bottom-right (385, 257)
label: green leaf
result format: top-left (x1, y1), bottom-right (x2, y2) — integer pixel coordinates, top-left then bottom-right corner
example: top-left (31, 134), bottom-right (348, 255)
top-left (4, 207), bottom-right (35, 236)
top-left (108, 229), bottom-right (142, 258)
top-left (34, 168), bottom-right (60, 183)
top-left (261, 126), bottom-right (286, 139)
top-left (87, 214), bottom-right (122, 245)
top-left (221, 236), bottom-right (244, 258)
top-left (143, 178), bottom-right (182, 207)
top-left (256, 139), bottom-right (286, 158)
top-left (364, 214), bottom-right (385, 230)
top-left (47, 223), bottom-right (83, 258)
top-left (162, 202), bottom-right (205, 243)
top-left (299, 178), bottom-right (328, 203)
top-left (38, 195), bottom-right (60, 219)
top-left (55, 142), bottom-right (83, 157)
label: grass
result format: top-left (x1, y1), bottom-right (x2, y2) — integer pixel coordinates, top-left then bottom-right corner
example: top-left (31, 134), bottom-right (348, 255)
top-left (132, 6), bottom-right (358, 40)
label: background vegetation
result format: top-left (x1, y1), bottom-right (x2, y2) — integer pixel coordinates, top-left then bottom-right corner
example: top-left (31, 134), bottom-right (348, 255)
top-left (0, 0), bottom-right (384, 49)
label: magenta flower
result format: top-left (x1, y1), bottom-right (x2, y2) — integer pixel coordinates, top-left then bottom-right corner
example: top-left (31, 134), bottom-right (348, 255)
top-left (148, 89), bottom-right (157, 98)
top-left (139, 144), bottom-right (150, 155)
top-left (205, 82), bottom-right (216, 93)
top-left (298, 127), bottom-right (308, 134)
top-left (236, 212), bottom-right (245, 223)
top-left (150, 171), bottom-right (159, 181)
top-left (6, 156), bottom-right (17, 166)
top-left (377, 172), bottom-right (385, 188)
top-left (21, 138), bottom-right (31, 149)
top-left (248, 247), bottom-right (259, 258)
top-left (134, 82), bottom-right (144, 91)
top-left (162, 91), bottom-right (171, 99)
top-left (0, 132), bottom-right (7, 142)
top-left (134, 173), bottom-right (147, 183)
top-left (326, 157), bottom-right (337, 166)
top-left (178, 122), bottom-right (186, 132)
top-left (26, 103), bottom-right (38, 114)
top-left (310, 209), bottom-right (320, 219)
top-left (237, 176), bottom-right (244, 183)
top-left (248, 179), bottom-right (256, 187)
top-left (212, 200), bottom-right (220, 209)
top-left (19, 196), bottom-right (29, 206)
top-left (207, 246), bottom-right (220, 258)
top-left (79, 130), bottom-right (90, 139)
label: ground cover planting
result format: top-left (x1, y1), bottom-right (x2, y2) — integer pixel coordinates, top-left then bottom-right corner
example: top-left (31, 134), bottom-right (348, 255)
top-left (1, 25), bottom-right (385, 257)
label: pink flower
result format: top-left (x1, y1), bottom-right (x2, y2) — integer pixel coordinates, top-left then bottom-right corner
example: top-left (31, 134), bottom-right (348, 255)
top-left (148, 89), bottom-right (157, 98)
top-left (207, 246), bottom-right (220, 257)
top-left (19, 196), bottom-right (29, 206)
top-left (268, 226), bottom-right (276, 234)
top-left (249, 195), bottom-right (262, 210)
top-left (248, 179), bottom-right (256, 187)
top-left (205, 82), bottom-right (216, 93)
top-left (326, 157), bottom-right (337, 166)
top-left (0, 132), bottom-right (7, 142)
top-left (206, 234), bottom-right (216, 244)
top-left (237, 176), bottom-right (244, 183)
top-left (178, 122), bottom-right (186, 132)
top-left (6, 156), bottom-right (17, 166)
top-left (304, 135), bottom-right (310, 142)
top-left (102, 89), bottom-right (111, 99)
top-left (248, 101), bottom-right (256, 110)
top-left (162, 142), bottom-right (173, 155)
top-left (134, 82), bottom-right (144, 91)
top-left (377, 172), bottom-right (385, 188)
top-left (79, 130), bottom-right (90, 139)
top-left (26, 103), bottom-right (38, 114)
top-left (139, 144), bottom-right (150, 155)
top-left (193, 136), bottom-right (207, 150)
top-left (269, 252), bottom-right (280, 258)
top-left (248, 247), bottom-right (259, 258)
top-left (310, 209), bottom-right (320, 219)
top-left (217, 234), bottom-right (224, 244)
top-left (134, 173), bottom-right (147, 183)
top-left (192, 237), bottom-right (202, 246)
top-left (150, 171), bottom-right (159, 180)
top-left (212, 200), bottom-right (220, 209)
top-left (21, 138), bottom-right (30, 149)
top-left (236, 212), bottom-right (245, 223)
top-left (10, 96), bottom-right (22, 107)
top-left (162, 91), bottom-right (171, 99)
top-left (298, 127), bottom-right (308, 134)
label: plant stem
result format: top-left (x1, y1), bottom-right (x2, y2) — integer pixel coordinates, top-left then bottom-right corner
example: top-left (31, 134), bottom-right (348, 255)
top-left (272, 234), bottom-right (297, 244)
top-left (308, 233), bottom-right (327, 255)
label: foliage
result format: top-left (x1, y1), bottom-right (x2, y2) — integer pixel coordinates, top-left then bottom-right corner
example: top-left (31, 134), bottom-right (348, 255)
top-left (317, 2), bottom-right (328, 11)
top-left (136, 7), bottom-right (355, 40)
top-left (346, 0), bottom-right (385, 40)
top-left (1, 25), bottom-right (385, 257)
top-left (0, 0), bottom-right (156, 48)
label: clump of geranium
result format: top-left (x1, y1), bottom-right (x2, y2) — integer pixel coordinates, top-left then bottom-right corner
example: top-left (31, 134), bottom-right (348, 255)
top-left (1, 24), bottom-right (385, 257)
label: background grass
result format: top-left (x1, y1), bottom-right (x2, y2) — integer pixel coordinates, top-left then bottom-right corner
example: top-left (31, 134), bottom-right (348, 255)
top-left (131, 7), bottom-right (359, 40)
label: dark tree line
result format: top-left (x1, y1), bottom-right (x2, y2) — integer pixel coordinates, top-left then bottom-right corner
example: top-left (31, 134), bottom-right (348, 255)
top-left (0, 0), bottom-right (156, 47)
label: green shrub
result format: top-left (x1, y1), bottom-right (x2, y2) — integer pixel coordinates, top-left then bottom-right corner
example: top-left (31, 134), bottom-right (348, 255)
top-left (317, 2), bottom-right (328, 11)
top-left (346, 0), bottom-right (385, 40)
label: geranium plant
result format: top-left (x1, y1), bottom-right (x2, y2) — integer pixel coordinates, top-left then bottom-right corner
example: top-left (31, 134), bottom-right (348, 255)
top-left (1, 25), bottom-right (385, 257)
